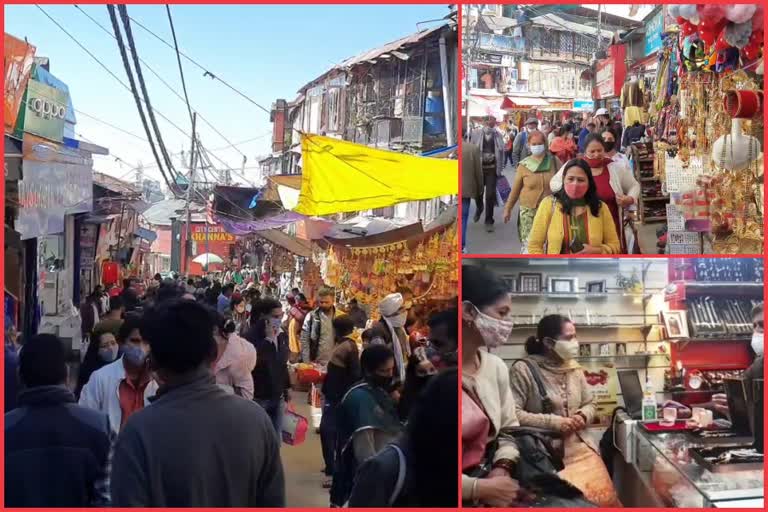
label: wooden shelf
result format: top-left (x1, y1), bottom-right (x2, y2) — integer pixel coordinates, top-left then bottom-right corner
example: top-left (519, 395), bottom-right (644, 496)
top-left (640, 177), bottom-right (659, 182)
top-left (643, 196), bottom-right (669, 202)
top-left (643, 216), bottom-right (667, 222)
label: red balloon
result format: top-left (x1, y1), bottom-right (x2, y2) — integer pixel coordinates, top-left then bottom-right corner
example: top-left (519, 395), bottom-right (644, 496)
top-left (681, 21), bottom-right (696, 37)
top-left (751, 29), bottom-right (764, 45)
top-left (752, 6), bottom-right (764, 31)
top-left (677, 16), bottom-right (687, 25)
top-left (714, 29), bottom-right (731, 51)
top-left (742, 41), bottom-right (761, 61)
top-left (699, 28), bottom-right (716, 47)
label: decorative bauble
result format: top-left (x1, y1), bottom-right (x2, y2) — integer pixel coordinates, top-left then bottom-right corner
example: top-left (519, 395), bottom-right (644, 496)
top-left (724, 5), bottom-right (757, 24)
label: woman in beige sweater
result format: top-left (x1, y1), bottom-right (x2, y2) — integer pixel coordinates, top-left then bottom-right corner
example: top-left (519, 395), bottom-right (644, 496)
top-left (461, 265), bottom-right (522, 507)
top-left (502, 130), bottom-right (562, 250)
top-left (509, 314), bottom-right (621, 507)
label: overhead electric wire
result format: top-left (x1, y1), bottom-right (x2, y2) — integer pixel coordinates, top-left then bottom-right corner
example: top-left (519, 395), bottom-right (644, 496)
top-left (117, 4), bottom-right (179, 186)
top-left (165, 5), bottom-right (195, 130)
top-left (72, 4), bottom-right (248, 160)
top-left (124, 12), bottom-right (272, 115)
top-left (106, 4), bottom-right (179, 196)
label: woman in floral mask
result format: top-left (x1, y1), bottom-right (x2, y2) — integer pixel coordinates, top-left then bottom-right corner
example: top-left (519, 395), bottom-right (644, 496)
top-left (502, 130), bottom-right (562, 251)
top-left (528, 159), bottom-right (620, 254)
top-left (551, 134), bottom-right (639, 253)
top-left (509, 315), bottom-right (621, 507)
top-left (461, 265), bottom-right (525, 507)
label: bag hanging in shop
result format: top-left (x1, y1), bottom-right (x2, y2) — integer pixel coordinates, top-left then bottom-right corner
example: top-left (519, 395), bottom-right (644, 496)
top-left (496, 176), bottom-right (512, 205)
top-left (281, 404), bottom-right (308, 446)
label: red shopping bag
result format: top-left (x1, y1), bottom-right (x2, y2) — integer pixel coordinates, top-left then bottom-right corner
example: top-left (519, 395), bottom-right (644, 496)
top-left (281, 404), bottom-right (308, 446)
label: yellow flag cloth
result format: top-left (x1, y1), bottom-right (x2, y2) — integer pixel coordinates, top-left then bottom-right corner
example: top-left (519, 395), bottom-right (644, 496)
top-left (295, 134), bottom-right (458, 216)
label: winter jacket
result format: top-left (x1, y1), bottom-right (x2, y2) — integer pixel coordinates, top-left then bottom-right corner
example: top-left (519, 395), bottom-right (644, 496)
top-left (246, 326), bottom-right (291, 402)
top-left (461, 140), bottom-right (483, 199)
top-left (110, 368), bottom-right (285, 507)
top-left (79, 356), bottom-right (159, 436)
top-left (4, 344), bottom-right (19, 412)
top-left (5, 385), bottom-right (112, 507)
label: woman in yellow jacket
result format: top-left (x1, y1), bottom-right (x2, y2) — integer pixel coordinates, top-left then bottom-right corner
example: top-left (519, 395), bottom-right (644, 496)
top-left (527, 159), bottom-right (620, 254)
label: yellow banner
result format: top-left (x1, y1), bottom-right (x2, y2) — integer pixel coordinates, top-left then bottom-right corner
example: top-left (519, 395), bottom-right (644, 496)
top-left (295, 134), bottom-right (457, 216)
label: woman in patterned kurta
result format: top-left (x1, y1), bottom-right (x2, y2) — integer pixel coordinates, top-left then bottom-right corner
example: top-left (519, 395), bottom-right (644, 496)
top-left (508, 314), bottom-right (622, 508)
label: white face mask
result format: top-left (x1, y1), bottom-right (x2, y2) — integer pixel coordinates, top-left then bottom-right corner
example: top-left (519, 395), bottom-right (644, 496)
top-left (465, 302), bottom-right (514, 348)
top-left (553, 338), bottom-right (579, 361)
top-left (751, 331), bottom-right (764, 356)
top-left (530, 144), bottom-right (546, 156)
top-left (527, 126), bottom-right (537, 133)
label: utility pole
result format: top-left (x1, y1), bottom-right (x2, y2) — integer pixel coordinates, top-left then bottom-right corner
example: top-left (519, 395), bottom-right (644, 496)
top-left (184, 112), bottom-right (197, 274)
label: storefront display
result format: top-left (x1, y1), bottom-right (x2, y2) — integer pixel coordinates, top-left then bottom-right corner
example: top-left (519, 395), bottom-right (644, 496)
top-left (466, 256), bottom-right (763, 507)
top-left (640, 8), bottom-right (764, 254)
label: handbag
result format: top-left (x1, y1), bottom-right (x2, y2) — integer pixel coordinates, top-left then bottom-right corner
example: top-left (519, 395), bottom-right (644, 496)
top-left (496, 176), bottom-right (512, 205)
top-left (281, 403), bottom-right (309, 445)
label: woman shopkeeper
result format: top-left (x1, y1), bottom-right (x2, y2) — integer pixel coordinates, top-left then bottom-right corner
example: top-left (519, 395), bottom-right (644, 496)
top-left (551, 134), bottom-right (640, 253)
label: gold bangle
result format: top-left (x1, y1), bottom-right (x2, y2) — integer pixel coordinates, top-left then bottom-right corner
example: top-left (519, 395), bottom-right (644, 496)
top-left (472, 478), bottom-right (480, 505)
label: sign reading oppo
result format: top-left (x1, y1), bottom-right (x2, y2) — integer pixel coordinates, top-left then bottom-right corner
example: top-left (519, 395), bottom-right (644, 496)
top-left (27, 96), bottom-right (66, 120)
top-left (20, 80), bottom-right (68, 142)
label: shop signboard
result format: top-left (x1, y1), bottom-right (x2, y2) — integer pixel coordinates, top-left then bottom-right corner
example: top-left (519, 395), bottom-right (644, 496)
top-left (17, 79), bottom-right (68, 142)
top-left (573, 100), bottom-right (594, 111)
top-left (593, 45), bottom-right (627, 100)
top-left (581, 361), bottom-right (619, 426)
top-left (644, 9), bottom-right (665, 57)
top-left (183, 223), bottom-right (236, 263)
top-left (477, 52), bottom-right (503, 65)
top-left (16, 134), bottom-right (93, 240)
top-left (4, 34), bottom-right (36, 134)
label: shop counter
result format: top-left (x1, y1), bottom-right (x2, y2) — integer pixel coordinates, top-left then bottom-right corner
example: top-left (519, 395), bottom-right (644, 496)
top-left (612, 412), bottom-right (763, 507)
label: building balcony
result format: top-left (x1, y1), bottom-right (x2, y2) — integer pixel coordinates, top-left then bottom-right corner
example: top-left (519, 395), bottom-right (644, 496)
top-left (477, 33), bottom-right (525, 54)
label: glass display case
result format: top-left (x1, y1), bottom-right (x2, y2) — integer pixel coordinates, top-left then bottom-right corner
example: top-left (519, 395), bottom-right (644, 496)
top-left (633, 428), bottom-right (763, 507)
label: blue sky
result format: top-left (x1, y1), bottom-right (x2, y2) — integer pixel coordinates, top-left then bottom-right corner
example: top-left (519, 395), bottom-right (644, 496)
top-left (4, 4), bottom-right (448, 186)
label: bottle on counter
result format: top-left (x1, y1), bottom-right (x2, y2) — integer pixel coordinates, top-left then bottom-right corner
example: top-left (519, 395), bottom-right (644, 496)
top-left (642, 377), bottom-right (658, 421)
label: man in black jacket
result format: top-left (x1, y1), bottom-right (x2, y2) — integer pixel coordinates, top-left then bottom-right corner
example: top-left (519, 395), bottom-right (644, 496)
top-left (5, 334), bottom-right (112, 507)
top-left (246, 298), bottom-right (292, 435)
top-left (111, 299), bottom-right (285, 507)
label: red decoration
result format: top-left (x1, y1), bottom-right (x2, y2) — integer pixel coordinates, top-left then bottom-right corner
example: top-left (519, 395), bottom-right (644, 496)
top-left (714, 29), bottom-right (731, 51)
top-left (681, 21), bottom-right (696, 37)
top-left (697, 4), bottom-right (726, 25)
top-left (101, 261), bottom-right (119, 286)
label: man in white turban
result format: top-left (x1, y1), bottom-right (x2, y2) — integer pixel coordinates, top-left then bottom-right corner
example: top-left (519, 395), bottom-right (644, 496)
top-left (378, 293), bottom-right (411, 384)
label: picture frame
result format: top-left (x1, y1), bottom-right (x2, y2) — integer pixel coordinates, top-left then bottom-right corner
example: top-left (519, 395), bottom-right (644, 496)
top-left (548, 276), bottom-right (578, 294)
top-left (662, 310), bottom-right (689, 339)
top-left (518, 272), bottom-right (542, 293)
top-left (501, 275), bottom-right (517, 294)
top-left (586, 280), bottom-right (607, 294)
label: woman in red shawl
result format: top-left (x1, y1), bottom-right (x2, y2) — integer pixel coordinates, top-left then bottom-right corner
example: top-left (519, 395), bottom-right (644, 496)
top-left (549, 125), bottom-right (577, 163)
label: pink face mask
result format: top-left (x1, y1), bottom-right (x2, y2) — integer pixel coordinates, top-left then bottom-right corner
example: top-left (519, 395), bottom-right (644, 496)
top-left (564, 183), bottom-right (589, 199)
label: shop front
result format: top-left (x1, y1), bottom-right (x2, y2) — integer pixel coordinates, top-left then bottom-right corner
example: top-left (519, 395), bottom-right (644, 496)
top-left (469, 256), bottom-right (763, 508)
top-left (593, 44), bottom-right (627, 119)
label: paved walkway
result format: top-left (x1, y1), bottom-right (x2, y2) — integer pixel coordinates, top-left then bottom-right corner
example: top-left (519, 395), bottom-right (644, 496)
top-left (282, 391), bottom-right (329, 508)
top-left (464, 164), bottom-right (662, 255)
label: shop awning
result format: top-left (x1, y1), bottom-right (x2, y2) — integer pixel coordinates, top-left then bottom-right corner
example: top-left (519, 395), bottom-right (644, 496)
top-left (501, 96), bottom-right (550, 109)
top-left (257, 228), bottom-right (313, 258)
top-left (294, 134), bottom-right (457, 216)
top-left (466, 96), bottom-right (506, 119)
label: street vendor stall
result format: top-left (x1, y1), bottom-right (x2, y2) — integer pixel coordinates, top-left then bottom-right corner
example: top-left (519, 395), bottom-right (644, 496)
top-left (638, 5), bottom-right (764, 254)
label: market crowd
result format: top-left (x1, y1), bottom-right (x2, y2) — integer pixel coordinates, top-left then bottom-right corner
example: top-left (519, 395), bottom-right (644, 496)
top-left (463, 110), bottom-right (643, 254)
top-left (5, 272), bottom-right (458, 508)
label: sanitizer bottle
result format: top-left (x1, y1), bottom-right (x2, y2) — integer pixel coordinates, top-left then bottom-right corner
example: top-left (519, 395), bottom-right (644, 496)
top-left (642, 378), bottom-right (658, 421)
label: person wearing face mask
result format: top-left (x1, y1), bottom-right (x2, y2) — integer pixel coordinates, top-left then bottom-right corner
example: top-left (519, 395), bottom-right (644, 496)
top-left (549, 125), bottom-right (578, 164)
top-left (551, 134), bottom-right (639, 253)
top-left (226, 295), bottom-right (248, 335)
top-left (502, 130), bottom-right (563, 250)
top-left (511, 117), bottom-right (539, 169)
top-left (461, 265), bottom-right (524, 508)
top-left (79, 313), bottom-right (159, 436)
top-left (600, 127), bottom-right (629, 168)
top-left (470, 116), bottom-right (506, 231)
top-left (331, 344), bottom-right (403, 507)
top-left (75, 331), bottom-right (119, 400)
top-left (246, 298), bottom-right (292, 435)
top-left (321, 316), bottom-right (362, 488)
top-left (711, 303), bottom-right (764, 417)
top-left (528, 159), bottom-right (620, 254)
top-left (509, 315), bottom-right (620, 507)
top-left (212, 312), bottom-right (257, 400)
top-left (376, 293), bottom-right (411, 387)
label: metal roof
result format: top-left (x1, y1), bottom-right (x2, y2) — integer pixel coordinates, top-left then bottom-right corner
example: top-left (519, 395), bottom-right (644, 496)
top-left (298, 24), bottom-right (449, 93)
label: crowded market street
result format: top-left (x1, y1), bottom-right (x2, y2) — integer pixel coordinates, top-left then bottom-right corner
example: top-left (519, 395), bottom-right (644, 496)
top-left (4, 4), bottom-right (459, 508)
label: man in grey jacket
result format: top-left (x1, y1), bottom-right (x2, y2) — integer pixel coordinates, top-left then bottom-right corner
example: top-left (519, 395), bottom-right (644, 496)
top-left (110, 300), bottom-right (285, 507)
top-left (511, 117), bottom-right (539, 168)
top-left (469, 116), bottom-right (505, 231)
